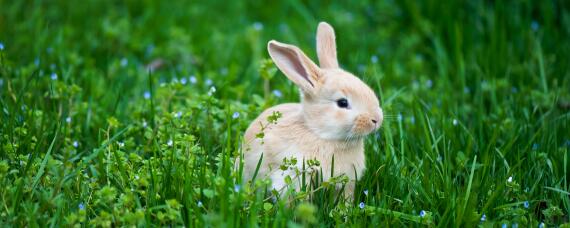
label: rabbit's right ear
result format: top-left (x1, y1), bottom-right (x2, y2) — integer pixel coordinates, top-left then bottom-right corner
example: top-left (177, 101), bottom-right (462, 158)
top-left (268, 40), bottom-right (321, 94)
top-left (316, 22), bottom-right (339, 69)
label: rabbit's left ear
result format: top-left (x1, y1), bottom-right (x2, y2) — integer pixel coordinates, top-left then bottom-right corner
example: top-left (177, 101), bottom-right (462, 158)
top-left (316, 22), bottom-right (339, 69)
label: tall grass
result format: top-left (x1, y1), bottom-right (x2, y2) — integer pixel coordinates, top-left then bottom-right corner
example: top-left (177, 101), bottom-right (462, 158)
top-left (0, 0), bottom-right (569, 226)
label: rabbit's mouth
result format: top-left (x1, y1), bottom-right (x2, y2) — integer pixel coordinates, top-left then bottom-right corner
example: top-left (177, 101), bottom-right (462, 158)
top-left (351, 114), bottom-right (381, 136)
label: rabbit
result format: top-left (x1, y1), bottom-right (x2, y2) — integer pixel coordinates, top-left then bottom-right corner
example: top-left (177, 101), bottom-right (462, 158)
top-left (238, 22), bottom-right (383, 198)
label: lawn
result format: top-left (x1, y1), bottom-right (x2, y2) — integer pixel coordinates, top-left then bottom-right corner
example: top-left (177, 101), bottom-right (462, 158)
top-left (1, 0), bottom-right (569, 227)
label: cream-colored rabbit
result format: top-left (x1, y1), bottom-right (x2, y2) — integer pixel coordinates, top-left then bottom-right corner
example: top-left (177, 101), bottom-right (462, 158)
top-left (239, 22), bottom-right (383, 197)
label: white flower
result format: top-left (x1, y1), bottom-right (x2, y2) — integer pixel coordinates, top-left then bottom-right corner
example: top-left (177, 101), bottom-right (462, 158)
top-left (51, 73), bottom-right (58, 80)
top-left (135, 175), bottom-right (140, 180)
top-left (507, 176), bottom-right (513, 183)
top-left (65, 117), bottom-right (72, 123)
top-left (144, 91), bottom-right (151, 99)
top-left (197, 201), bottom-right (203, 207)
top-left (167, 140), bottom-right (173, 147)
top-left (253, 22), bottom-right (264, 31)
top-left (208, 86), bottom-right (216, 96)
top-left (363, 190), bottom-right (368, 196)
top-left (118, 141), bottom-right (125, 147)
top-left (142, 120), bottom-right (148, 128)
top-left (72, 141), bottom-right (79, 148)
top-left (452, 119), bottom-right (458, 126)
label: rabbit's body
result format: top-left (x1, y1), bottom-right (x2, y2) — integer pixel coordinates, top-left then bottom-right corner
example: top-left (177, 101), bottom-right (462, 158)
top-left (242, 103), bottom-right (366, 192)
top-left (239, 22), bottom-right (383, 197)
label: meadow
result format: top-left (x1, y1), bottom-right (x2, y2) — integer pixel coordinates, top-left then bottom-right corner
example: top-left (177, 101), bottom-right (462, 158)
top-left (1, 0), bottom-right (569, 226)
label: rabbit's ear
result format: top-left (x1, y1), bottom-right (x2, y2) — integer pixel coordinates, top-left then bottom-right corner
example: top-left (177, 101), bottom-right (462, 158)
top-left (268, 40), bottom-right (321, 94)
top-left (316, 22), bottom-right (339, 69)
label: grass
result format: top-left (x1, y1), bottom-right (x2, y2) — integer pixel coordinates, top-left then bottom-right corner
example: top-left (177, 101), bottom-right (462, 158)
top-left (1, 0), bottom-right (569, 226)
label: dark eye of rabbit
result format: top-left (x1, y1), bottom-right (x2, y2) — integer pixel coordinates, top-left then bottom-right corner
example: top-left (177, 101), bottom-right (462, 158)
top-left (336, 98), bottom-right (349, 109)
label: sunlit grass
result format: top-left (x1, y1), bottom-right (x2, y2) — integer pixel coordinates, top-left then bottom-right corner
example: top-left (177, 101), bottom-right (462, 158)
top-left (0, 0), bottom-right (569, 226)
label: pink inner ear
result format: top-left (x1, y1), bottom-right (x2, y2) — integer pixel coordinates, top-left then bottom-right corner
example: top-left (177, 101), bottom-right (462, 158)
top-left (275, 45), bottom-right (314, 87)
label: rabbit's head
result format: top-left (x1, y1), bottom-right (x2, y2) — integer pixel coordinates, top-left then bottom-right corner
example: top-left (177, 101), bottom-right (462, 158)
top-left (268, 22), bottom-right (383, 140)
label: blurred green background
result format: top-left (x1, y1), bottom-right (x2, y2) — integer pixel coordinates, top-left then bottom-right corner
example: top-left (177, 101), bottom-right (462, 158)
top-left (0, 0), bottom-right (569, 226)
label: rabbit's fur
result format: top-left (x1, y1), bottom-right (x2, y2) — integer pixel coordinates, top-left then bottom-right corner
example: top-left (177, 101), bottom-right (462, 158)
top-left (239, 22), bottom-right (383, 197)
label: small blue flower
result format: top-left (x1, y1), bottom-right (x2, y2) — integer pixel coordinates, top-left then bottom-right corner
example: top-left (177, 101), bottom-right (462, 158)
top-left (426, 80), bottom-right (433, 88)
top-left (175, 111), bottom-right (182, 118)
top-left (480, 213), bottom-right (486, 222)
top-left (142, 120), bottom-right (148, 128)
top-left (65, 117), bottom-right (72, 123)
top-left (180, 77), bottom-right (187, 85)
top-left (410, 116), bottom-right (416, 124)
top-left (197, 201), bottom-right (203, 207)
top-left (144, 91), bottom-right (151, 99)
top-left (73, 141), bottom-right (79, 148)
top-left (253, 22), bottom-right (264, 31)
top-left (538, 222), bottom-right (545, 228)
top-left (189, 75), bottom-right (197, 84)
top-left (502, 224), bottom-right (507, 228)
top-left (272, 90), bottom-right (283, 98)
top-left (523, 201), bottom-right (529, 208)
top-left (419, 210), bottom-right (426, 217)
top-left (167, 140), bottom-right (173, 147)
top-left (531, 20), bottom-right (539, 32)
top-left (51, 73), bottom-right (58, 80)
top-left (120, 58), bottom-right (128, 67)
top-left (220, 68), bottom-right (228, 75)
top-left (232, 112), bottom-right (240, 119)
top-left (371, 55), bottom-right (378, 63)
top-left (205, 79), bottom-right (213, 86)
top-left (512, 223), bottom-right (518, 228)
top-left (78, 203), bottom-right (85, 210)
top-left (34, 58), bottom-right (40, 66)
top-left (0, 42), bottom-right (4, 50)
top-left (532, 143), bottom-right (539, 150)
top-left (359, 202), bottom-right (365, 209)
top-left (452, 119), bottom-right (458, 126)
top-left (363, 190), bottom-right (368, 196)
top-left (234, 184), bottom-right (240, 192)
top-left (397, 113), bottom-right (403, 122)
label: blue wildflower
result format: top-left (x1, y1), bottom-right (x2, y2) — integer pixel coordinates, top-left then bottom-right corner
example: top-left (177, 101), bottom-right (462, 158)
top-left (480, 213), bottom-right (486, 222)
top-left (0, 42), bottom-right (4, 50)
top-left (144, 91), bottom-right (151, 99)
top-left (363, 190), bottom-right (368, 196)
top-left (197, 201), bottom-right (203, 207)
top-left (180, 77), bottom-right (187, 85)
top-left (419, 210), bottom-right (426, 217)
top-left (371, 55), bottom-right (378, 63)
top-left (189, 75), bottom-right (197, 84)
top-left (359, 202), bottom-right (365, 209)
top-left (234, 184), bottom-right (240, 192)
top-left (120, 58), bottom-right (128, 67)
top-left (232, 112), bottom-right (240, 119)
top-left (272, 90), bottom-right (283, 98)
top-left (531, 20), bottom-right (539, 31)
top-left (51, 73), bottom-right (58, 80)
top-left (532, 143), bottom-right (539, 150)
top-left (78, 203), bottom-right (85, 210)
top-left (426, 80), bottom-right (433, 88)
top-left (253, 22), bottom-right (264, 31)
top-left (524, 201), bottom-right (529, 208)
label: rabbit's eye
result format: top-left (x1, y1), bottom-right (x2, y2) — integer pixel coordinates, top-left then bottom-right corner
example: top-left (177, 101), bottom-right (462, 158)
top-left (336, 98), bottom-right (349, 109)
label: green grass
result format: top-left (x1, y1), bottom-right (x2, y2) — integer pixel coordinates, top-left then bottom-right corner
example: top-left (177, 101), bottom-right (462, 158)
top-left (1, 0), bottom-right (569, 226)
